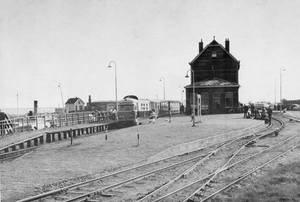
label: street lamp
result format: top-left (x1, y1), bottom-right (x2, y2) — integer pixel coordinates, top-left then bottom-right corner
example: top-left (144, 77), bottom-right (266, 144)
top-left (17, 92), bottom-right (19, 118)
top-left (108, 61), bottom-right (118, 120)
top-left (185, 69), bottom-right (195, 127)
top-left (280, 67), bottom-right (286, 113)
top-left (58, 83), bottom-right (65, 113)
top-left (159, 77), bottom-right (165, 100)
top-left (178, 85), bottom-right (184, 104)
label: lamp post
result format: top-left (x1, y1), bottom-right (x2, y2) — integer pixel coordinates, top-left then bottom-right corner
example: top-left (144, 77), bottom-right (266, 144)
top-left (185, 69), bottom-right (195, 127)
top-left (17, 92), bottom-right (19, 119)
top-left (178, 85), bottom-right (184, 104)
top-left (58, 83), bottom-right (65, 113)
top-left (108, 61), bottom-right (118, 120)
top-left (274, 79), bottom-right (276, 105)
top-left (159, 77), bottom-right (165, 100)
top-left (280, 67), bottom-right (285, 113)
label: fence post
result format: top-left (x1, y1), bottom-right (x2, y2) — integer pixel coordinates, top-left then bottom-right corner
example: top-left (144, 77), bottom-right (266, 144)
top-left (22, 118), bottom-right (24, 132)
top-left (137, 123), bottom-right (140, 146)
top-left (27, 117), bottom-right (29, 131)
top-left (70, 128), bottom-right (73, 145)
top-left (36, 116), bottom-right (38, 130)
top-left (105, 126), bottom-right (108, 145)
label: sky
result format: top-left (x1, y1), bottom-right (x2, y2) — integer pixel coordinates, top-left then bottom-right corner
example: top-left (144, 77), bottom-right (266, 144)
top-left (1, 0), bottom-right (300, 109)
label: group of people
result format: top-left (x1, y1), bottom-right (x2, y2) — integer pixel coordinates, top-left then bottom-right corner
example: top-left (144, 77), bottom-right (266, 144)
top-left (243, 104), bottom-right (272, 125)
top-left (149, 108), bottom-right (174, 124)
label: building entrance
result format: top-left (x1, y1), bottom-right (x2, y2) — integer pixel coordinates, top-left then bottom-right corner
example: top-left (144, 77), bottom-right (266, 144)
top-left (213, 92), bottom-right (221, 113)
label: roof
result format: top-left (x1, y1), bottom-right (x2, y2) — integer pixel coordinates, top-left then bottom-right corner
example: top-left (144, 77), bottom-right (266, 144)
top-left (190, 39), bottom-right (238, 64)
top-left (123, 95), bottom-right (139, 100)
top-left (185, 77), bottom-right (240, 88)
top-left (65, 97), bottom-right (84, 104)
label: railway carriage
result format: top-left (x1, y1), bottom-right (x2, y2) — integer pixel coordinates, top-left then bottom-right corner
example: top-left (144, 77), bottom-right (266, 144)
top-left (158, 100), bottom-right (180, 117)
top-left (118, 95), bottom-right (151, 124)
top-left (117, 98), bottom-right (139, 123)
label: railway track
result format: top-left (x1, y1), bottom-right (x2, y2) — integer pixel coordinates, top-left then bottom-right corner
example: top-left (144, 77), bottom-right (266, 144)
top-left (137, 115), bottom-right (298, 202)
top-left (281, 113), bottom-right (300, 122)
top-left (16, 128), bottom-right (267, 202)
top-left (16, 114), bottom-right (300, 202)
top-left (136, 117), bottom-right (285, 202)
top-left (0, 146), bottom-right (40, 163)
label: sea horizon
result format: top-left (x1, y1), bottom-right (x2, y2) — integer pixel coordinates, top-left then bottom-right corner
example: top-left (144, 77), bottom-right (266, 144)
top-left (1, 107), bottom-right (57, 116)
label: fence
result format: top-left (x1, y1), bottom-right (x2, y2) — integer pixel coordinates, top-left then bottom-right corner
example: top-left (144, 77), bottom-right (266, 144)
top-left (0, 111), bottom-right (111, 136)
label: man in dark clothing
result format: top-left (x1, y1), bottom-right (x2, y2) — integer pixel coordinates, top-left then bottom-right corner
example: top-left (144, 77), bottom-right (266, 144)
top-left (267, 106), bottom-right (273, 125)
top-left (180, 104), bottom-right (184, 114)
top-left (250, 104), bottom-right (255, 117)
top-left (243, 104), bottom-right (249, 118)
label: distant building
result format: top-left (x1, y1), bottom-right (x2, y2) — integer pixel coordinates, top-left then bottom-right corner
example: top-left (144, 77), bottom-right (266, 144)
top-left (185, 37), bottom-right (240, 114)
top-left (55, 108), bottom-right (64, 114)
top-left (65, 97), bottom-right (85, 113)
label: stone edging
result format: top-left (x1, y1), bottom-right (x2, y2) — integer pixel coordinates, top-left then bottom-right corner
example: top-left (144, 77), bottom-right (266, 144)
top-left (149, 121), bottom-right (265, 161)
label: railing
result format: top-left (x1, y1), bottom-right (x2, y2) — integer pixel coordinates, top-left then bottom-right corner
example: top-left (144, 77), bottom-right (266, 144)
top-left (0, 111), bottom-right (111, 137)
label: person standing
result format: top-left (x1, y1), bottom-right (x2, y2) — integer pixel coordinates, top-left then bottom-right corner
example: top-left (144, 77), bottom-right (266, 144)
top-left (180, 104), bottom-right (184, 114)
top-left (243, 104), bottom-right (248, 118)
top-left (149, 109), bottom-right (156, 124)
top-left (267, 106), bottom-right (273, 125)
top-left (250, 104), bottom-right (255, 118)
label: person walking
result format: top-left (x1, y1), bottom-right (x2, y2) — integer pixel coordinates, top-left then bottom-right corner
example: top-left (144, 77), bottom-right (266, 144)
top-left (190, 109), bottom-right (195, 122)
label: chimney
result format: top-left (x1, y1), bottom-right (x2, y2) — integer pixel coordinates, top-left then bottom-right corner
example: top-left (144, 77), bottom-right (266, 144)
top-left (225, 38), bottom-right (230, 52)
top-left (199, 39), bottom-right (203, 52)
top-left (88, 95), bottom-right (91, 105)
top-left (34, 100), bottom-right (38, 114)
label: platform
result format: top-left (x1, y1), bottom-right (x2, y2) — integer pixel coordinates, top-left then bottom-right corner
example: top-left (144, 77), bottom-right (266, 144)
top-left (1, 114), bottom-right (264, 202)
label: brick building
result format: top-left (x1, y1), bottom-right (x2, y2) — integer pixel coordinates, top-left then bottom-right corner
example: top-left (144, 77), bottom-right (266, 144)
top-left (185, 37), bottom-right (240, 114)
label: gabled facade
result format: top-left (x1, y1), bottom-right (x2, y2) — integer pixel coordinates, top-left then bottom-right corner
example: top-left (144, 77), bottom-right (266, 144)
top-left (65, 97), bottom-right (85, 113)
top-left (185, 38), bottom-right (240, 114)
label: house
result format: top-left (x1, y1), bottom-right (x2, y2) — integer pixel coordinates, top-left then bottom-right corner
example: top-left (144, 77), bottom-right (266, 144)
top-left (185, 37), bottom-right (240, 114)
top-left (65, 97), bottom-right (85, 113)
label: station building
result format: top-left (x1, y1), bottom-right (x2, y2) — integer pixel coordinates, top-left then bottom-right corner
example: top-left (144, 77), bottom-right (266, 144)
top-left (185, 37), bottom-right (240, 114)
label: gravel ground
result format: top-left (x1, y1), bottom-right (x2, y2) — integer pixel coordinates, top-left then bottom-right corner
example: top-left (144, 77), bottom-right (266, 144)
top-left (0, 114), bottom-right (262, 201)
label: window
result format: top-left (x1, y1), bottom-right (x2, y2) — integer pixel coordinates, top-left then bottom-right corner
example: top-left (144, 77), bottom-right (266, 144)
top-left (201, 92), bottom-right (209, 107)
top-left (119, 105), bottom-right (133, 111)
top-left (225, 92), bottom-right (233, 107)
top-left (212, 51), bottom-right (217, 58)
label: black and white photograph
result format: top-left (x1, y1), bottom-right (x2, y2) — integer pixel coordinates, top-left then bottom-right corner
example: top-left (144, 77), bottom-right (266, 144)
top-left (1, 0), bottom-right (300, 201)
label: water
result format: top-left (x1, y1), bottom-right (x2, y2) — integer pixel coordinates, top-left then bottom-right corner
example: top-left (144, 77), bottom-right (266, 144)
top-left (1, 107), bottom-right (56, 116)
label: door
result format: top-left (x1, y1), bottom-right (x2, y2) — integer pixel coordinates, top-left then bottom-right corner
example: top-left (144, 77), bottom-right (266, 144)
top-left (213, 92), bottom-right (220, 113)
